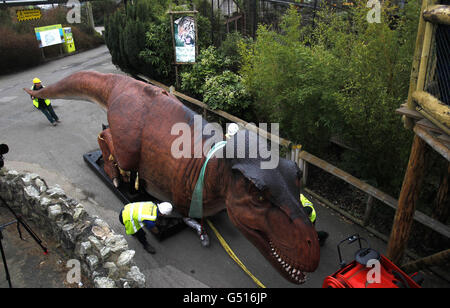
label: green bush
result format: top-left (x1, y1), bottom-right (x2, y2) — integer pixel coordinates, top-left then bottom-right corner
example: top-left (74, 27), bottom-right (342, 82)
top-left (239, 1), bottom-right (420, 194)
top-left (0, 27), bottom-right (41, 73)
top-left (218, 31), bottom-right (252, 72)
top-left (180, 46), bottom-right (232, 97)
top-left (203, 70), bottom-right (251, 114)
top-left (105, 0), bottom-right (213, 83)
top-left (138, 18), bottom-right (174, 82)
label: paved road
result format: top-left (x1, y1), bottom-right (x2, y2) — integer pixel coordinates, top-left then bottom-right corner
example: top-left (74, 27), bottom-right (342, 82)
top-left (0, 46), bottom-right (447, 288)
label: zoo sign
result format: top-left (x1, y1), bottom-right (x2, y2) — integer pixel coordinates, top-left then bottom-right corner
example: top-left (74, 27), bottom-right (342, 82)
top-left (16, 8), bottom-right (41, 22)
top-left (169, 11), bottom-right (198, 64)
top-left (34, 24), bottom-right (65, 48)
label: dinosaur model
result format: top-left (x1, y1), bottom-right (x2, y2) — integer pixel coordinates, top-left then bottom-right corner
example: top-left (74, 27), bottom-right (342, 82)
top-left (24, 71), bottom-right (320, 284)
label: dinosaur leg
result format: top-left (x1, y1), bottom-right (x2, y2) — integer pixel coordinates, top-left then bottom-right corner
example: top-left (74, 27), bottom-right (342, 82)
top-left (98, 128), bottom-right (121, 187)
top-left (182, 217), bottom-right (210, 247)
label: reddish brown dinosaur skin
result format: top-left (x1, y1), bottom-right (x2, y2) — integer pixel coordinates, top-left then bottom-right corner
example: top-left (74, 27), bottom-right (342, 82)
top-left (24, 71), bottom-right (320, 284)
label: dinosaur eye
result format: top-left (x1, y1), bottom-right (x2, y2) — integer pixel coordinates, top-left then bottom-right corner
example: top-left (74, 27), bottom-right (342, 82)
top-left (258, 195), bottom-right (265, 202)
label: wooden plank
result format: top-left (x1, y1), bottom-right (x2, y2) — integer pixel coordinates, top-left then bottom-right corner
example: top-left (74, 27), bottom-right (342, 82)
top-left (414, 125), bottom-right (450, 161)
top-left (416, 118), bottom-right (444, 134)
top-left (436, 134), bottom-right (450, 146)
top-left (423, 5), bottom-right (450, 25)
top-left (395, 106), bottom-right (424, 120)
top-left (416, 107), bottom-right (450, 136)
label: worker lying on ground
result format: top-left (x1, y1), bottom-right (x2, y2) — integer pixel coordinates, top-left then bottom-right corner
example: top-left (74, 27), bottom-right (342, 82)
top-left (301, 193), bottom-right (329, 246)
top-left (119, 201), bottom-right (173, 254)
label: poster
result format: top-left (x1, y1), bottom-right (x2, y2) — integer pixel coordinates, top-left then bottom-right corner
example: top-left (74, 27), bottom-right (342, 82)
top-left (34, 24), bottom-right (65, 48)
top-left (174, 16), bottom-right (196, 63)
top-left (16, 9), bottom-right (41, 22)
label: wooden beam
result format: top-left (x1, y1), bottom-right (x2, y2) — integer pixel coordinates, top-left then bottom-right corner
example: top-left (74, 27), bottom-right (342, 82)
top-left (412, 91), bottom-right (450, 129)
top-left (404, 0), bottom-right (432, 128)
top-left (414, 125), bottom-right (450, 161)
top-left (395, 106), bottom-right (424, 121)
top-left (299, 151), bottom-right (398, 209)
top-left (423, 4), bottom-right (450, 25)
top-left (401, 249), bottom-right (450, 273)
top-left (387, 135), bottom-right (428, 264)
top-left (416, 16), bottom-right (434, 92)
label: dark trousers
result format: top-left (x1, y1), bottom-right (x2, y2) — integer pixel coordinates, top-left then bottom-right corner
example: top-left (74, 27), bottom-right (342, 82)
top-left (119, 210), bottom-right (147, 245)
top-left (40, 104), bottom-right (59, 124)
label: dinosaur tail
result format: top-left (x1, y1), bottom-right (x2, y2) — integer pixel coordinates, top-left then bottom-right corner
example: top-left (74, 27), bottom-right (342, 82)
top-left (23, 71), bottom-right (119, 109)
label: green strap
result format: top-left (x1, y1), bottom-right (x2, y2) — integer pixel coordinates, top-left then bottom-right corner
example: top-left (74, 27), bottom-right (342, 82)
top-left (189, 141), bottom-right (227, 218)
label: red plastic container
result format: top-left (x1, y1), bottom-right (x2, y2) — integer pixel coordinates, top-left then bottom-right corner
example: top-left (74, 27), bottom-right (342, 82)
top-left (323, 234), bottom-right (422, 288)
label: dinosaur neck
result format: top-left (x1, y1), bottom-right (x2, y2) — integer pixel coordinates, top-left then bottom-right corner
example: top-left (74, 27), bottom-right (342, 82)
top-left (28, 71), bottom-right (119, 109)
top-left (197, 157), bottom-right (231, 216)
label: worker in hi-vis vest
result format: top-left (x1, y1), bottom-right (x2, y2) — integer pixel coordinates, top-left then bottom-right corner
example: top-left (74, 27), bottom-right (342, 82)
top-left (29, 78), bottom-right (60, 126)
top-left (300, 193), bottom-right (329, 246)
top-left (119, 201), bottom-right (173, 254)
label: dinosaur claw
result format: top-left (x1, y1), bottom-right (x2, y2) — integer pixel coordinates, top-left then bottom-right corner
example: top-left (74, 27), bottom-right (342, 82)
top-left (113, 177), bottom-right (120, 187)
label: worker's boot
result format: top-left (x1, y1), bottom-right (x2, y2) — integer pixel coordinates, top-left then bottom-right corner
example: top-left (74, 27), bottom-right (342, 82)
top-left (143, 242), bottom-right (156, 254)
top-left (317, 231), bottom-right (329, 247)
top-left (134, 229), bottom-right (156, 254)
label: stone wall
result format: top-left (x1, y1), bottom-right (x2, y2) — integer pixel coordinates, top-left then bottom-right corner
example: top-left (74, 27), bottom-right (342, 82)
top-left (0, 168), bottom-right (146, 288)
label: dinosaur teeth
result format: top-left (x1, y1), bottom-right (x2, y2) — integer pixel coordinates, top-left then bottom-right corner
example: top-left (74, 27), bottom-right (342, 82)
top-left (269, 240), bottom-right (306, 283)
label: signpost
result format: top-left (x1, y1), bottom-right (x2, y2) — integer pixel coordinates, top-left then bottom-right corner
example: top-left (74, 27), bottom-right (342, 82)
top-left (169, 9), bottom-right (198, 88)
top-left (34, 24), bottom-right (65, 59)
top-left (34, 24), bottom-right (65, 48)
top-left (16, 8), bottom-right (41, 22)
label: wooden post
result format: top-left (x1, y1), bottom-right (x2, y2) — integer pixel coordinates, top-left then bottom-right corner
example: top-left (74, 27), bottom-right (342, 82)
top-left (302, 161), bottom-right (309, 187)
top-left (175, 64), bottom-right (180, 89)
top-left (86, 2), bottom-right (95, 30)
top-left (416, 20), bottom-right (434, 92)
top-left (404, 0), bottom-right (432, 129)
top-left (363, 196), bottom-right (374, 226)
top-left (387, 134), bottom-right (428, 264)
top-left (432, 161), bottom-right (450, 223)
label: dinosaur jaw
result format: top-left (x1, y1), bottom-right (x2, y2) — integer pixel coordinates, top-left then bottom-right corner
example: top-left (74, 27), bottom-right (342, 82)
top-left (252, 228), bottom-right (310, 284)
top-left (231, 217), bottom-right (315, 285)
top-left (268, 239), bottom-right (308, 284)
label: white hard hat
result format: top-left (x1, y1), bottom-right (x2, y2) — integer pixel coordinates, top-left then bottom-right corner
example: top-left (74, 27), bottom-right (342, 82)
top-left (158, 202), bottom-right (173, 215)
top-left (226, 123), bottom-right (239, 139)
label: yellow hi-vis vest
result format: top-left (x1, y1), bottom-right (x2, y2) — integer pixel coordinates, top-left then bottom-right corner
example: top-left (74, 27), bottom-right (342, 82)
top-left (300, 194), bottom-right (316, 223)
top-left (122, 202), bottom-right (158, 235)
top-left (30, 86), bottom-right (50, 108)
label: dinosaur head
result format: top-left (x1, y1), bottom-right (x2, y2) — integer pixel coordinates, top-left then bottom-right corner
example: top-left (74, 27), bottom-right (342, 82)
top-left (224, 130), bottom-right (320, 284)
